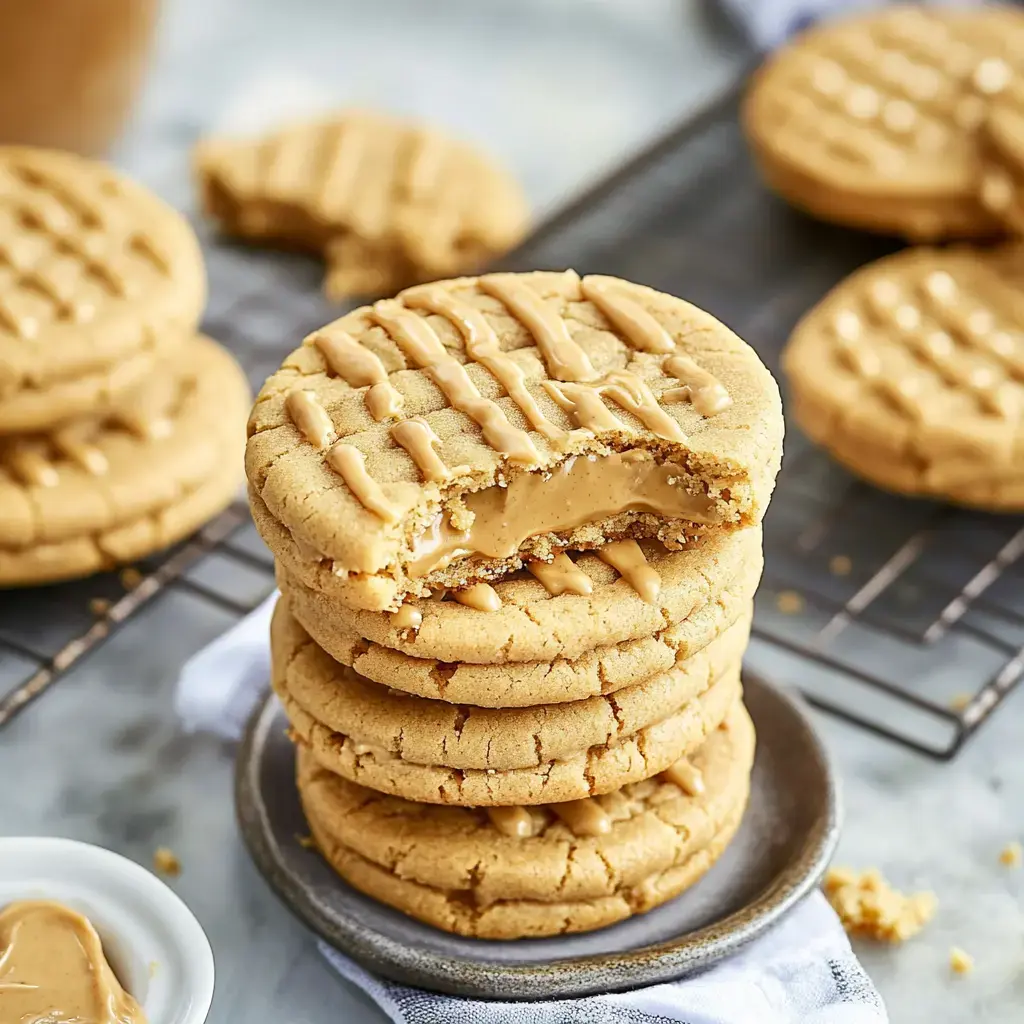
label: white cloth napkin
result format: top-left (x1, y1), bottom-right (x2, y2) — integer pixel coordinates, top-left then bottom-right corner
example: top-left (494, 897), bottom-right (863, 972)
top-left (176, 596), bottom-right (886, 1023)
top-left (719, 0), bottom-right (984, 48)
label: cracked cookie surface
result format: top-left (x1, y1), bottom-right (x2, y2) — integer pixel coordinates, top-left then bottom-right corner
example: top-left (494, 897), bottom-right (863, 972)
top-left (0, 146), bottom-right (206, 432)
top-left (0, 334), bottom-right (249, 584)
top-left (246, 269), bottom-right (782, 611)
top-left (277, 656), bottom-right (741, 806)
top-left (272, 595), bottom-right (750, 771)
top-left (297, 703), bottom-right (754, 938)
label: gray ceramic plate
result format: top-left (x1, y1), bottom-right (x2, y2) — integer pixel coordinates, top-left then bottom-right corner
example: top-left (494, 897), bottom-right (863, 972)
top-left (235, 673), bottom-right (840, 1000)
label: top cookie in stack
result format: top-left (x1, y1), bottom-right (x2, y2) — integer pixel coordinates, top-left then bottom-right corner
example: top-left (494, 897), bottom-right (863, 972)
top-left (0, 147), bottom-right (250, 586)
top-left (246, 269), bottom-right (783, 612)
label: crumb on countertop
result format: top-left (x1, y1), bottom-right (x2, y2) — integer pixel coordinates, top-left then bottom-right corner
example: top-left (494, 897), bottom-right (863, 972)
top-left (776, 590), bottom-right (804, 615)
top-left (829, 555), bottom-right (853, 576)
top-left (949, 947), bottom-right (974, 975)
top-left (949, 693), bottom-right (972, 712)
top-left (89, 597), bottom-right (111, 616)
top-left (120, 567), bottom-right (144, 590)
top-left (1000, 841), bottom-right (1022, 868)
top-left (824, 867), bottom-right (936, 943)
top-left (153, 846), bottom-right (181, 876)
top-left (296, 834), bottom-right (317, 851)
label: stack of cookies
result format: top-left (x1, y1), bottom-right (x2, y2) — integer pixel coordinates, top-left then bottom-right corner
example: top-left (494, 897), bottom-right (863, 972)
top-left (744, 4), bottom-right (1024, 509)
top-left (0, 147), bottom-right (250, 586)
top-left (247, 270), bottom-right (783, 937)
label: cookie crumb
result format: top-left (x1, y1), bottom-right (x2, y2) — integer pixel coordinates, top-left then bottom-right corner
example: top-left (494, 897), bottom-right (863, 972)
top-left (823, 867), bottom-right (936, 942)
top-left (89, 597), bottom-right (111, 616)
top-left (296, 833), bottom-right (317, 850)
top-left (120, 567), bottom-right (144, 590)
top-left (949, 947), bottom-right (974, 975)
top-left (776, 590), bottom-right (804, 615)
top-left (829, 555), bottom-right (852, 576)
top-left (999, 841), bottom-right (1022, 868)
top-left (153, 846), bottom-right (181, 876)
top-left (949, 693), bottom-right (971, 712)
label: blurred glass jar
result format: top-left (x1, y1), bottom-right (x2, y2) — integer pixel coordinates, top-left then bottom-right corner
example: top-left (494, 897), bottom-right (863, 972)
top-left (0, 0), bottom-right (161, 155)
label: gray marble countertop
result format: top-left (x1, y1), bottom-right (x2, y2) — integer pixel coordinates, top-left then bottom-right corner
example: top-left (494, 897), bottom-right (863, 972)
top-left (3, 3), bottom-right (1024, 1023)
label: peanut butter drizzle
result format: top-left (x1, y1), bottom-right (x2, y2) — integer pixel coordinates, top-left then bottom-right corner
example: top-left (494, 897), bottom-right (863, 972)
top-left (553, 798), bottom-right (613, 837)
top-left (452, 582), bottom-right (502, 612)
top-left (479, 273), bottom-right (598, 382)
top-left (52, 428), bottom-right (108, 476)
top-left (0, 900), bottom-right (147, 1024)
top-left (599, 540), bottom-right (661, 603)
top-left (286, 389), bottom-right (336, 449)
top-left (527, 554), bottom-right (594, 596)
top-left (580, 276), bottom-right (676, 354)
top-left (662, 758), bottom-right (705, 796)
top-left (390, 417), bottom-right (466, 483)
top-left (543, 380), bottom-right (630, 434)
top-left (370, 299), bottom-right (540, 464)
top-left (487, 806), bottom-right (538, 838)
top-left (663, 354), bottom-right (733, 417)
top-left (312, 328), bottom-right (404, 422)
top-left (7, 443), bottom-right (59, 487)
top-left (546, 373), bottom-right (687, 442)
top-left (325, 443), bottom-right (400, 524)
top-left (401, 284), bottom-right (570, 447)
top-left (392, 603), bottom-right (423, 630)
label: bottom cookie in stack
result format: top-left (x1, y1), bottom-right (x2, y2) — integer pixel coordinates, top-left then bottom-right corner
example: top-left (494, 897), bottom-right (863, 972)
top-left (296, 705), bottom-right (754, 939)
top-left (0, 335), bottom-right (250, 586)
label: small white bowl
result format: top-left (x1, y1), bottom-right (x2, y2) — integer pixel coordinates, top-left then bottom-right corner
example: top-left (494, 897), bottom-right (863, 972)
top-left (0, 837), bottom-right (215, 1024)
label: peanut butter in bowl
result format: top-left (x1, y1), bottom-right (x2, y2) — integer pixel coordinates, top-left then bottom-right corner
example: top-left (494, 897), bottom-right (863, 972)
top-left (0, 900), bottom-right (147, 1024)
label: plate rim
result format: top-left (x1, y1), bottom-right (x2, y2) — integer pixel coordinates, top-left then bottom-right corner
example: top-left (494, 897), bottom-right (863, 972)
top-left (235, 672), bottom-right (841, 1000)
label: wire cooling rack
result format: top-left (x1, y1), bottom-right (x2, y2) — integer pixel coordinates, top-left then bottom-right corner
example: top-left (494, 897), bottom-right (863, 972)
top-left (2, 81), bottom-right (1023, 758)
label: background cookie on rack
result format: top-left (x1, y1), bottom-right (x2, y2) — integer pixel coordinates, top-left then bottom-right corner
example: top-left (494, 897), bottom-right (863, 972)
top-left (783, 244), bottom-right (1024, 509)
top-left (194, 111), bottom-right (530, 300)
top-left (743, 5), bottom-right (1024, 240)
top-left (0, 147), bottom-right (206, 433)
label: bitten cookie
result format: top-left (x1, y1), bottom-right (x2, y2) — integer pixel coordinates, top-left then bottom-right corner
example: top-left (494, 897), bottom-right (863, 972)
top-left (0, 335), bottom-right (250, 585)
top-left (744, 6), bottom-right (1024, 240)
top-left (247, 270), bottom-right (783, 611)
top-left (194, 112), bottom-right (530, 300)
top-left (783, 245), bottom-right (1024, 508)
top-left (0, 147), bottom-right (206, 433)
top-left (297, 703), bottom-right (755, 938)
top-left (272, 595), bottom-right (750, 772)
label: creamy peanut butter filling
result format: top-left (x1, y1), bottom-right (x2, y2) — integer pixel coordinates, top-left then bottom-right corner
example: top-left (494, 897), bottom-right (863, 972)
top-left (0, 900), bottom-right (146, 1024)
top-left (407, 450), bottom-right (717, 577)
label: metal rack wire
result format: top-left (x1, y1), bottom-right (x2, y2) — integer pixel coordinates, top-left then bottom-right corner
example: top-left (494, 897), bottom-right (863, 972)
top-left (2, 81), bottom-right (1022, 758)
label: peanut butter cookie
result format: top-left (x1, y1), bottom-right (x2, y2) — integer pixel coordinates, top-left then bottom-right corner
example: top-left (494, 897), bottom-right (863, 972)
top-left (784, 245), bottom-right (1024, 509)
top-left (282, 569), bottom-right (758, 708)
top-left (272, 596), bottom-right (749, 773)
top-left (744, 6), bottom-right (1024, 240)
top-left (0, 334), bottom-right (249, 585)
top-left (277, 659), bottom-right (740, 806)
top-left (247, 270), bottom-right (783, 612)
top-left (194, 112), bottom-right (529, 300)
top-left (278, 525), bottom-right (761, 665)
top-left (296, 703), bottom-right (754, 938)
top-left (979, 67), bottom-right (1024, 233)
top-left (0, 147), bottom-right (206, 433)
